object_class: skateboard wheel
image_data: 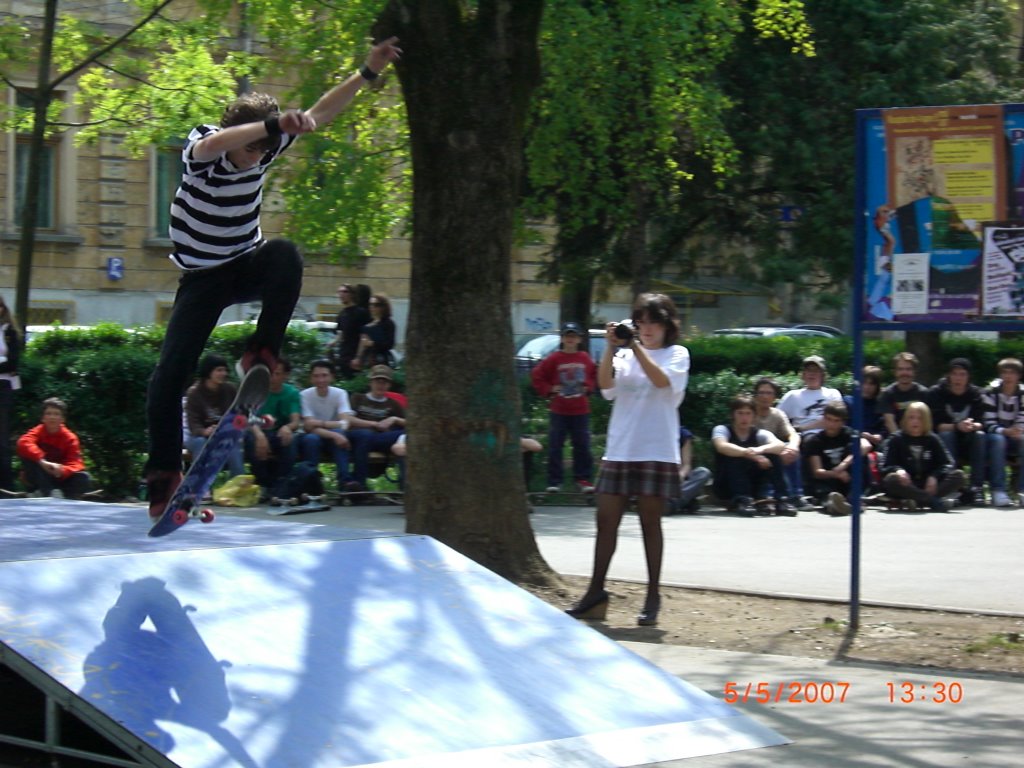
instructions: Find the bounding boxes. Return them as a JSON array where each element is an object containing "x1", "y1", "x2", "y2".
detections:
[
  {"x1": 233, "y1": 414, "x2": 248, "y2": 430},
  {"x1": 200, "y1": 508, "x2": 215, "y2": 523},
  {"x1": 172, "y1": 509, "x2": 188, "y2": 525}
]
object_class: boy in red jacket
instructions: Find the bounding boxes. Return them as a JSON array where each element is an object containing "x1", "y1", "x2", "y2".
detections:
[
  {"x1": 531, "y1": 322, "x2": 598, "y2": 492},
  {"x1": 16, "y1": 397, "x2": 92, "y2": 499}
]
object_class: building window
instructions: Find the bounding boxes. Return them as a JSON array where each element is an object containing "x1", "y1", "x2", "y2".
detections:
[
  {"x1": 6, "y1": 87, "x2": 76, "y2": 234},
  {"x1": 155, "y1": 301, "x2": 174, "y2": 324},
  {"x1": 154, "y1": 145, "x2": 183, "y2": 237},
  {"x1": 27, "y1": 302, "x2": 73, "y2": 325},
  {"x1": 14, "y1": 138, "x2": 57, "y2": 229}
]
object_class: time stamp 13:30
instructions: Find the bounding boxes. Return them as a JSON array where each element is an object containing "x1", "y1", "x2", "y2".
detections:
[{"x1": 722, "y1": 680, "x2": 965, "y2": 704}]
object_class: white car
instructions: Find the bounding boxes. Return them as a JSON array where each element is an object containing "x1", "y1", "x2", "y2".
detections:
[{"x1": 711, "y1": 326, "x2": 837, "y2": 339}]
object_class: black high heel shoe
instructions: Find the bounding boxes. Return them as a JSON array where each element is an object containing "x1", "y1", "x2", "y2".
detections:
[
  {"x1": 637, "y1": 597, "x2": 660, "y2": 626},
  {"x1": 566, "y1": 590, "x2": 610, "y2": 620}
]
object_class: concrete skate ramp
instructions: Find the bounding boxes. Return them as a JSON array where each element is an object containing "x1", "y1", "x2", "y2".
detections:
[{"x1": 0, "y1": 501, "x2": 786, "y2": 767}]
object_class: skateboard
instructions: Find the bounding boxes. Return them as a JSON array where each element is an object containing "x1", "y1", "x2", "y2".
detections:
[
  {"x1": 265, "y1": 494, "x2": 332, "y2": 516},
  {"x1": 148, "y1": 365, "x2": 272, "y2": 537},
  {"x1": 333, "y1": 490, "x2": 404, "y2": 506}
]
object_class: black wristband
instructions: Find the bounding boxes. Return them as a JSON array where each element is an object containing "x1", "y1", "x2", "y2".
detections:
[
  {"x1": 359, "y1": 64, "x2": 380, "y2": 81},
  {"x1": 264, "y1": 116, "x2": 283, "y2": 136}
]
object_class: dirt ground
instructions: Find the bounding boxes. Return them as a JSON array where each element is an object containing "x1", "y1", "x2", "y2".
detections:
[{"x1": 526, "y1": 575, "x2": 1024, "y2": 677}]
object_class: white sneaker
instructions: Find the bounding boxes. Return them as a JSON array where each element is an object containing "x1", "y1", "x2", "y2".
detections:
[
  {"x1": 51, "y1": 489, "x2": 64, "y2": 499},
  {"x1": 827, "y1": 491, "x2": 851, "y2": 516},
  {"x1": 545, "y1": 486, "x2": 560, "y2": 493},
  {"x1": 992, "y1": 490, "x2": 1013, "y2": 508}
]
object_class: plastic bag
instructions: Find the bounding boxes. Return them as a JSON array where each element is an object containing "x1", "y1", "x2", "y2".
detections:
[{"x1": 212, "y1": 474, "x2": 261, "y2": 507}]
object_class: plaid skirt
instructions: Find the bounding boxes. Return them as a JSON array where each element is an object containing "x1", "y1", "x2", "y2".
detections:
[{"x1": 595, "y1": 460, "x2": 680, "y2": 499}]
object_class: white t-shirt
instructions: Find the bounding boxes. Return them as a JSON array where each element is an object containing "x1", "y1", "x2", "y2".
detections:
[
  {"x1": 601, "y1": 345, "x2": 690, "y2": 463},
  {"x1": 300, "y1": 386, "x2": 354, "y2": 422},
  {"x1": 778, "y1": 386, "x2": 842, "y2": 434}
]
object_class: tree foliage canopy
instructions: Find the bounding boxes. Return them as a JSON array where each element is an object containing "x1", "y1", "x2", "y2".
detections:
[{"x1": 678, "y1": 0, "x2": 1023, "y2": 304}]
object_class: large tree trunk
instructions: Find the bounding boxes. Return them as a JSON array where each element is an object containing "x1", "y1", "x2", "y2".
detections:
[
  {"x1": 906, "y1": 331, "x2": 943, "y2": 385},
  {"x1": 14, "y1": 0, "x2": 58, "y2": 330},
  {"x1": 376, "y1": 2, "x2": 555, "y2": 583},
  {"x1": 626, "y1": 179, "x2": 651, "y2": 297}
]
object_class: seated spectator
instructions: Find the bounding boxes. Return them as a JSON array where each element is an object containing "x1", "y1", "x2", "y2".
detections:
[
  {"x1": 184, "y1": 354, "x2": 244, "y2": 476},
  {"x1": 927, "y1": 357, "x2": 986, "y2": 506},
  {"x1": 846, "y1": 365, "x2": 885, "y2": 449},
  {"x1": 804, "y1": 401, "x2": 870, "y2": 516},
  {"x1": 667, "y1": 425, "x2": 711, "y2": 515},
  {"x1": 246, "y1": 357, "x2": 302, "y2": 500},
  {"x1": 392, "y1": 434, "x2": 541, "y2": 492},
  {"x1": 712, "y1": 395, "x2": 794, "y2": 517},
  {"x1": 520, "y1": 436, "x2": 543, "y2": 491},
  {"x1": 300, "y1": 359, "x2": 355, "y2": 490},
  {"x1": 753, "y1": 377, "x2": 805, "y2": 508},
  {"x1": 981, "y1": 357, "x2": 1024, "y2": 508},
  {"x1": 16, "y1": 397, "x2": 92, "y2": 499},
  {"x1": 347, "y1": 365, "x2": 407, "y2": 491},
  {"x1": 879, "y1": 352, "x2": 929, "y2": 437},
  {"x1": 844, "y1": 365, "x2": 886, "y2": 494},
  {"x1": 777, "y1": 355, "x2": 842, "y2": 505},
  {"x1": 881, "y1": 401, "x2": 965, "y2": 512}
]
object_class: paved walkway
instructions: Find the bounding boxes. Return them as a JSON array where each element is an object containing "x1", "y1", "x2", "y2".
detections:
[
  {"x1": 218, "y1": 501, "x2": 1024, "y2": 767},
  {"x1": 225, "y1": 501, "x2": 1024, "y2": 614}
]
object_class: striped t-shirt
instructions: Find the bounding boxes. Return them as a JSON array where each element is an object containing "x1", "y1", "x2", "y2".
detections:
[{"x1": 168, "y1": 124, "x2": 297, "y2": 270}]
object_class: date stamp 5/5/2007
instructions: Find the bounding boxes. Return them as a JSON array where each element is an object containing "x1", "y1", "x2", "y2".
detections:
[
  {"x1": 723, "y1": 681, "x2": 966, "y2": 705},
  {"x1": 724, "y1": 681, "x2": 851, "y2": 704}
]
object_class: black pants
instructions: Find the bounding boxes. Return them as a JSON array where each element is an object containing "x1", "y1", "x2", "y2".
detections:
[
  {"x1": 23, "y1": 462, "x2": 92, "y2": 499},
  {"x1": 882, "y1": 470, "x2": 965, "y2": 503},
  {"x1": 145, "y1": 240, "x2": 303, "y2": 473},
  {"x1": 713, "y1": 453, "x2": 787, "y2": 502}
]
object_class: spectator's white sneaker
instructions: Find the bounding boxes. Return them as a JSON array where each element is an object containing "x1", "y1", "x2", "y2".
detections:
[
  {"x1": 827, "y1": 491, "x2": 851, "y2": 516},
  {"x1": 992, "y1": 490, "x2": 1013, "y2": 508}
]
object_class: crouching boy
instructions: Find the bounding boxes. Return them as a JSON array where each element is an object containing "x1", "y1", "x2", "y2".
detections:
[{"x1": 16, "y1": 397, "x2": 92, "y2": 499}]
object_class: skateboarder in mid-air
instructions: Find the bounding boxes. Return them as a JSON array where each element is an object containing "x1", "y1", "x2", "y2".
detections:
[{"x1": 144, "y1": 37, "x2": 402, "y2": 522}]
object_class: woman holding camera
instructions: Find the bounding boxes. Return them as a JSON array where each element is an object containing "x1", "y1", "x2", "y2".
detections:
[{"x1": 566, "y1": 293, "x2": 690, "y2": 626}]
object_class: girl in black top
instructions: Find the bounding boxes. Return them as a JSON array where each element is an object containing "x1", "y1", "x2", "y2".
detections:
[{"x1": 880, "y1": 401, "x2": 964, "y2": 511}]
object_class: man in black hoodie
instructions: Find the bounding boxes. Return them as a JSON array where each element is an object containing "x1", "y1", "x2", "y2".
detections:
[{"x1": 926, "y1": 358, "x2": 986, "y2": 505}]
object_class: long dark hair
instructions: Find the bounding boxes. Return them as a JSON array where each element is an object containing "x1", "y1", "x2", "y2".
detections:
[
  {"x1": 630, "y1": 293, "x2": 681, "y2": 347},
  {"x1": 369, "y1": 294, "x2": 392, "y2": 320},
  {"x1": 0, "y1": 295, "x2": 20, "y2": 335}
]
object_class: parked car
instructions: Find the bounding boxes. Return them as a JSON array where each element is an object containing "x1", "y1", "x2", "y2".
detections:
[
  {"x1": 515, "y1": 329, "x2": 607, "y2": 373},
  {"x1": 711, "y1": 326, "x2": 836, "y2": 339},
  {"x1": 790, "y1": 324, "x2": 845, "y2": 337}
]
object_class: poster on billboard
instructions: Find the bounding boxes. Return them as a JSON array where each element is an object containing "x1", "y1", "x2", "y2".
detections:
[
  {"x1": 981, "y1": 223, "x2": 1024, "y2": 315},
  {"x1": 862, "y1": 104, "x2": 1007, "y2": 321}
]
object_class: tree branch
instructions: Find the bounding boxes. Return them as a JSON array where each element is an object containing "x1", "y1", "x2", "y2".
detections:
[{"x1": 49, "y1": 0, "x2": 177, "y2": 92}]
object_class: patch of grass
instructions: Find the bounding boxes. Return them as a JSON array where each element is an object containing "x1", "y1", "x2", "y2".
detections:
[
  {"x1": 964, "y1": 632, "x2": 1024, "y2": 654},
  {"x1": 821, "y1": 616, "x2": 847, "y2": 632}
]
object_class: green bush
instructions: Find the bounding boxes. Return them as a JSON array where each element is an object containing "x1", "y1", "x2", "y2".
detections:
[
  {"x1": 15, "y1": 326, "x2": 1024, "y2": 497},
  {"x1": 12, "y1": 322, "x2": 334, "y2": 497}
]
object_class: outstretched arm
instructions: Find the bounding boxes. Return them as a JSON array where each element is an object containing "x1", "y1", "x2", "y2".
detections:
[
  {"x1": 307, "y1": 37, "x2": 402, "y2": 127},
  {"x1": 191, "y1": 38, "x2": 401, "y2": 163}
]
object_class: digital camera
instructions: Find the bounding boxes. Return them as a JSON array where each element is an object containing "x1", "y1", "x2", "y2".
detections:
[{"x1": 613, "y1": 321, "x2": 635, "y2": 342}]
